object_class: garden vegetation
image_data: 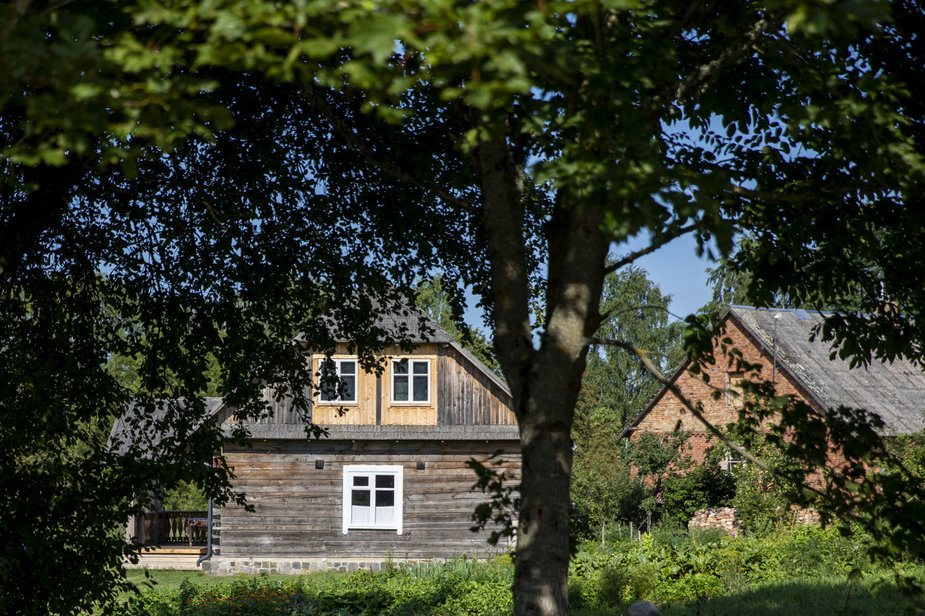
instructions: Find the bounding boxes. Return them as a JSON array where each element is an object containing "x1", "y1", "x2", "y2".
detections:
[{"x1": 124, "y1": 528, "x2": 924, "y2": 616}]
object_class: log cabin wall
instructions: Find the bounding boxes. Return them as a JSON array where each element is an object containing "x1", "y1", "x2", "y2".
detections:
[{"x1": 213, "y1": 437, "x2": 520, "y2": 562}]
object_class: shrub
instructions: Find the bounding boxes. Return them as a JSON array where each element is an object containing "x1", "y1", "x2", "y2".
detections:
[
  {"x1": 660, "y1": 461, "x2": 736, "y2": 526},
  {"x1": 436, "y1": 580, "x2": 513, "y2": 616}
]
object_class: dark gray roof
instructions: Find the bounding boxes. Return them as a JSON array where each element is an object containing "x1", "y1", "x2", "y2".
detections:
[
  {"x1": 373, "y1": 308, "x2": 456, "y2": 345},
  {"x1": 730, "y1": 306, "x2": 925, "y2": 436},
  {"x1": 368, "y1": 308, "x2": 509, "y2": 393},
  {"x1": 108, "y1": 397, "x2": 224, "y2": 456},
  {"x1": 621, "y1": 306, "x2": 925, "y2": 438},
  {"x1": 296, "y1": 300, "x2": 455, "y2": 345}
]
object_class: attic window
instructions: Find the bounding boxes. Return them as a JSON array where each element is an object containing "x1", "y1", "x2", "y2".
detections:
[
  {"x1": 392, "y1": 359, "x2": 430, "y2": 403},
  {"x1": 319, "y1": 359, "x2": 358, "y2": 404},
  {"x1": 725, "y1": 372, "x2": 744, "y2": 406}
]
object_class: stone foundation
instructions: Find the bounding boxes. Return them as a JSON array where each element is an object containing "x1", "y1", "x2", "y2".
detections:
[{"x1": 203, "y1": 557, "x2": 434, "y2": 576}]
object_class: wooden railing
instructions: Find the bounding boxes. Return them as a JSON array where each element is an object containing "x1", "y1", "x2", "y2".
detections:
[{"x1": 140, "y1": 510, "x2": 208, "y2": 546}]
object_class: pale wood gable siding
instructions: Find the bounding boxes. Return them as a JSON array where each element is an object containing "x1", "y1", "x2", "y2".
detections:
[
  {"x1": 437, "y1": 344, "x2": 515, "y2": 426},
  {"x1": 222, "y1": 341, "x2": 513, "y2": 428}
]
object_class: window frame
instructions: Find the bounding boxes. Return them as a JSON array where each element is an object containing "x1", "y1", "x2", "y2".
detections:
[
  {"x1": 720, "y1": 448, "x2": 744, "y2": 473},
  {"x1": 725, "y1": 372, "x2": 745, "y2": 406},
  {"x1": 342, "y1": 464, "x2": 403, "y2": 534},
  {"x1": 390, "y1": 358, "x2": 431, "y2": 404},
  {"x1": 318, "y1": 358, "x2": 358, "y2": 404}
]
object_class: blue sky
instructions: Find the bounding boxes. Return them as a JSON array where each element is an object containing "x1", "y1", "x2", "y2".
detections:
[
  {"x1": 464, "y1": 232, "x2": 717, "y2": 333},
  {"x1": 621, "y1": 232, "x2": 717, "y2": 319}
]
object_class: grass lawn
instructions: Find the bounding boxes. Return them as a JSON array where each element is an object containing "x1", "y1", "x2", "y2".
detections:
[{"x1": 122, "y1": 569, "x2": 315, "y2": 597}]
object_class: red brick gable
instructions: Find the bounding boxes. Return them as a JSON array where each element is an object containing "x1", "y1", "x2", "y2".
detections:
[{"x1": 626, "y1": 312, "x2": 821, "y2": 461}]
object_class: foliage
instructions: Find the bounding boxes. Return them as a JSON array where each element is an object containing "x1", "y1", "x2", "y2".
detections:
[
  {"x1": 659, "y1": 447, "x2": 736, "y2": 527},
  {"x1": 161, "y1": 481, "x2": 209, "y2": 512},
  {"x1": 889, "y1": 428, "x2": 925, "y2": 480},
  {"x1": 569, "y1": 266, "x2": 690, "y2": 541},
  {"x1": 127, "y1": 558, "x2": 516, "y2": 616},
  {"x1": 570, "y1": 411, "x2": 645, "y2": 540},
  {"x1": 4, "y1": 1, "x2": 925, "y2": 615},
  {"x1": 124, "y1": 534, "x2": 923, "y2": 615},
  {"x1": 571, "y1": 430, "x2": 735, "y2": 539},
  {"x1": 731, "y1": 455, "x2": 799, "y2": 536},
  {"x1": 578, "y1": 265, "x2": 685, "y2": 429},
  {"x1": 569, "y1": 526, "x2": 884, "y2": 607}
]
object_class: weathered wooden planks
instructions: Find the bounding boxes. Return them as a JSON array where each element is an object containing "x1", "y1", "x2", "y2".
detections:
[
  {"x1": 214, "y1": 439, "x2": 520, "y2": 560},
  {"x1": 226, "y1": 341, "x2": 514, "y2": 428},
  {"x1": 436, "y1": 346, "x2": 515, "y2": 426}
]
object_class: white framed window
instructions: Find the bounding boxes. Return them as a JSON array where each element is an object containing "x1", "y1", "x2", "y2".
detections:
[
  {"x1": 392, "y1": 358, "x2": 430, "y2": 403},
  {"x1": 319, "y1": 359, "x2": 357, "y2": 403},
  {"x1": 342, "y1": 465, "x2": 403, "y2": 534},
  {"x1": 721, "y1": 448, "x2": 744, "y2": 473}
]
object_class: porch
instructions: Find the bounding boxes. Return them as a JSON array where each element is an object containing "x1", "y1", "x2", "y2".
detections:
[
  {"x1": 126, "y1": 546, "x2": 206, "y2": 570},
  {"x1": 126, "y1": 510, "x2": 210, "y2": 570}
]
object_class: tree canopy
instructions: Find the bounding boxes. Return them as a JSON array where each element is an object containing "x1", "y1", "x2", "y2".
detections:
[{"x1": 3, "y1": 1, "x2": 925, "y2": 615}]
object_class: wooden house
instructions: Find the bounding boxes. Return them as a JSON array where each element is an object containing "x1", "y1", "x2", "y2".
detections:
[
  {"x1": 203, "y1": 311, "x2": 519, "y2": 575},
  {"x1": 620, "y1": 306, "x2": 925, "y2": 469}
]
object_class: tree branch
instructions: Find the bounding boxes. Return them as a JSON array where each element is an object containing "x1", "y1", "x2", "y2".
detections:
[
  {"x1": 301, "y1": 88, "x2": 478, "y2": 215},
  {"x1": 0, "y1": 160, "x2": 85, "y2": 285},
  {"x1": 473, "y1": 136, "x2": 535, "y2": 399},
  {"x1": 671, "y1": 16, "x2": 779, "y2": 107},
  {"x1": 604, "y1": 222, "x2": 699, "y2": 275},
  {"x1": 594, "y1": 337, "x2": 827, "y2": 501}
]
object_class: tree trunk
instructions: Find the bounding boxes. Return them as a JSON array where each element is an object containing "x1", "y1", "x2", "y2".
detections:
[
  {"x1": 513, "y1": 382, "x2": 576, "y2": 616},
  {"x1": 473, "y1": 134, "x2": 609, "y2": 616}
]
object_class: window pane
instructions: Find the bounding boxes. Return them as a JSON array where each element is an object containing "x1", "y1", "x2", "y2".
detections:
[
  {"x1": 393, "y1": 359, "x2": 408, "y2": 374},
  {"x1": 375, "y1": 506, "x2": 394, "y2": 525},
  {"x1": 375, "y1": 475, "x2": 394, "y2": 488},
  {"x1": 413, "y1": 376, "x2": 428, "y2": 402},
  {"x1": 413, "y1": 361, "x2": 428, "y2": 374},
  {"x1": 342, "y1": 375, "x2": 356, "y2": 401},
  {"x1": 393, "y1": 377, "x2": 408, "y2": 401},
  {"x1": 376, "y1": 490, "x2": 394, "y2": 507},
  {"x1": 340, "y1": 361, "x2": 356, "y2": 375},
  {"x1": 352, "y1": 489, "x2": 371, "y2": 507},
  {"x1": 320, "y1": 359, "x2": 336, "y2": 401},
  {"x1": 320, "y1": 383, "x2": 336, "y2": 401},
  {"x1": 352, "y1": 504, "x2": 371, "y2": 525},
  {"x1": 353, "y1": 476, "x2": 369, "y2": 486}
]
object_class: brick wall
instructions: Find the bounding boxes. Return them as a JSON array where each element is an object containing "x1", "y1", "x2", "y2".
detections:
[{"x1": 632, "y1": 316, "x2": 818, "y2": 465}]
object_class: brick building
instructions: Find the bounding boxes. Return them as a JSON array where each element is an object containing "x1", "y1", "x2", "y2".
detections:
[{"x1": 619, "y1": 306, "x2": 925, "y2": 466}]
